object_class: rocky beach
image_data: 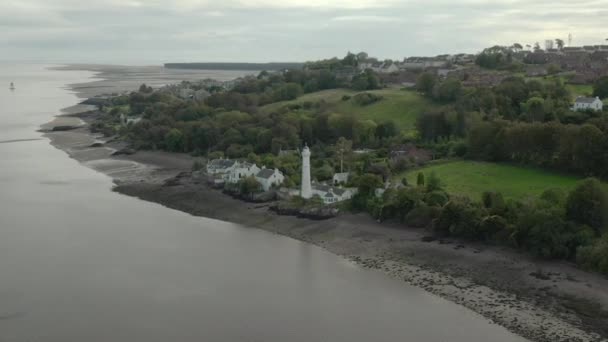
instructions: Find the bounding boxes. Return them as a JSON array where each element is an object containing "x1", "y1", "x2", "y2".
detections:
[{"x1": 44, "y1": 65, "x2": 608, "y2": 342}]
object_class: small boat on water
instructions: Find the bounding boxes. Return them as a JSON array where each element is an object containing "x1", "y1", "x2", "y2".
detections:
[{"x1": 9, "y1": 82, "x2": 15, "y2": 90}]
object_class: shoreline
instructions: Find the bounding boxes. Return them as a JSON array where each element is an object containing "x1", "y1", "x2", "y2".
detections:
[{"x1": 43, "y1": 66, "x2": 608, "y2": 342}]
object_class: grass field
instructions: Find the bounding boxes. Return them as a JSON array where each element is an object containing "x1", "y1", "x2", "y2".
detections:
[
  {"x1": 396, "y1": 160, "x2": 583, "y2": 200},
  {"x1": 261, "y1": 88, "x2": 436, "y2": 133},
  {"x1": 567, "y1": 84, "x2": 594, "y2": 97},
  {"x1": 526, "y1": 75, "x2": 594, "y2": 97}
]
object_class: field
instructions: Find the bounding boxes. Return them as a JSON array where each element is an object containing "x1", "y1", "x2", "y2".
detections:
[
  {"x1": 566, "y1": 83, "x2": 594, "y2": 97},
  {"x1": 261, "y1": 88, "x2": 437, "y2": 133},
  {"x1": 526, "y1": 75, "x2": 594, "y2": 97},
  {"x1": 396, "y1": 160, "x2": 583, "y2": 200}
]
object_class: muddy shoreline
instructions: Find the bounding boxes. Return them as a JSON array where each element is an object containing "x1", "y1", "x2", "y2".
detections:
[{"x1": 43, "y1": 66, "x2": 608, "y2": 342}]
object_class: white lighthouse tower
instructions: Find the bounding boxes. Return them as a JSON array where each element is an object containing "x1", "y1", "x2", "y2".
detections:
[{"x1": 300, "y1": 145, "x2": 312, "y2": 199}]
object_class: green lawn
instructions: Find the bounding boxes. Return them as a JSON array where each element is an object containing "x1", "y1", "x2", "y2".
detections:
[
  {"x1": 396, "y1": 160, "x2": 583, "y2": 200},
  {"x1": 526, "y1": 75, "x2": 594, "y2": 97},
  {"x1": 261, "y1": 88, "x2": 436, "y2": 133},
  {"x1": 567, "y1": 84, "x2": 594, "y2": 97}
]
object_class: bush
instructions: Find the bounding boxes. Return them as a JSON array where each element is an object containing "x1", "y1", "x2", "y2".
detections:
[
  {"x1": 208, "y1": 151, "x2": 224, "y2": 159},
  {"x1": 512, "y1": 204, "x2": 593, "y2": 259},
  {"x1": 353, "y1": 92, "x2": 383, "y2": 106},
  {"x1": 566, "y1": 178, "x2": 608, "y2": 234},
  {"x1": 479, "y1": 215, "x2": 509, "y2": 242},
  {"x1": 434, "y1": 197, "x2": 485, "y2": 238},
  {"x1": 405, "y1": 205, "x2": 441, "y2": 228},
  {"x1": 341, "y1": 95, "x2": 351, "y2": 101},
  {"x1": 390, "y1": 157, "x2": 412, "y2": 173},
  {"x1": 164, "y1": 128, "x2": 185, "y2": 152},
  {"x1": 239, "y1": 176, "x2": 262, "y2": 198},
  {"x1": 382, "y1": 187, "x2": 424, "y2": 222},
  {"x1": 424, "y1": 190, "x2": 449, "y2": 207},
  {"x1": 481, "y1": 191, "x2": 506, "y2": 215},
  {"x1": 540, "y1": 188, "x2": 566, "y2": 206},
  {"x1": 451, "y1": 141, "x2": 468, "y2": 157},
  {"x1": 576, "y1": 233, "x2": 608, "y2": 275},
  {"x1": 426, "y1": 171, "x2": 443, "y2": 192},
  {"x1": 417, "y1": 172, "x2": 425, "y2": 186}
]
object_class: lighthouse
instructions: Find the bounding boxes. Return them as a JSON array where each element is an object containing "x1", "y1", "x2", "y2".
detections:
[{"x1": 300, "y1": 145, "x2": 312, "y2": 199}]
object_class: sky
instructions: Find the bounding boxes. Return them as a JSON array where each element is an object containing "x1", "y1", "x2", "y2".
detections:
[{"x1": 1, "y1": 0, "x2": 607, "y2": 64}]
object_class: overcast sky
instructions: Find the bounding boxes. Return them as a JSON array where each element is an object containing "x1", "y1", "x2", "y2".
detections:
[{"x1": 1, "y1": 0, "x2": 607, "y2": 64}]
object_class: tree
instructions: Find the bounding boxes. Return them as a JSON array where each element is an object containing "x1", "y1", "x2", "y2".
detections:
[
  {"x1": 523, "y1": 97, "x2": 546, "y2": 122},
  {"x1": 533, "y1": 42, "x2": 541, "y2": 52},
  {"x1": 577, "y1": 233, "x2": 608, "y2": 274},
  {"x1": 335, "y1": 137, "x2": 353, "y2": 173},
  {"x1": 593, "y1": 76, "x2": 608, "y2": 99},
  {"x1": 426, "y1": 171, "x2": 443, "y2": 192},
  {"x1": 512, "y1": 43, "x2": 523, "y2": 52},
  {"x1": 547, "y1": 63, "x2": 561, "y2": 75},
  {"x1": 239, "y1": 176, "x2": 262, "y2": 198},
  {"x1": 351, "y1": 173, "x2": 383, "y2": 210},
  {"x1": 433, "y1": 78, "x2": 463, "y2": 102},
  {"x1": 375, "y1": 121, "x2": 398, "y2": 140},
  {"x1": 416, "y1": 72, "x2": 437, "y2": 96},
  {"x1": 566, "y1": 178, "x2": 608, "y2": 233},
  {"x1": 434, "y1": 197, "x2": 484, "y2": 239},
  {"x1": 274, "y1": 83, "x2": 303, "y2": 101},
  {"x1": 139, "y1": 83, "x2": 153, "y2": 93},
  {"x1": 482, "y1": 191, "x2": 506, "y2": 215},
  {"x1": 352, "y1": 69, "x2": 381, "y2": 91},
  {"x1": 164, "y1": 128, "x2": 185, "y2": 152},
  {"x1": 555, "y1": 39, "x2": 565, "y2": 50},
  {"x1": 417, "y1": 172, "x2": 425, "y2": 186}
]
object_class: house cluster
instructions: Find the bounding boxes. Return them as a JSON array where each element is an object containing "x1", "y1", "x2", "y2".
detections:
[
  {"x1": 160, "y1": 82, "x2": 211, "y2": 101},
  {"x1": 353, "y1": 53, "x2": 475, "y2": 76},
  {"x1": 358, "y1": 61, "x2": 400, "y2": 74},
  {"x1": 160, "y1": 78, "x2": 242, "y2": 101},
  {"x1": 573, "y1": 96, "x2": 604, "y2": 112},
  {"x1": 206, "y1": 159, "x2": 285, "y2": 191},
  {"x1": 445, "y1": 67, "x2": 508, "y2": 87},
  {"x1": 524, "y1": 46, "x2": 608, "y2": 84}
]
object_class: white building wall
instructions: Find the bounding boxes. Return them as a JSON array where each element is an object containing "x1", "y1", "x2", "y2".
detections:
[
  {"x1": 257, "y1": 170, "x2": 285, "y2": 191},
  {"x1": 301, "y1": 147, "x2": 312, "y2": 199}
]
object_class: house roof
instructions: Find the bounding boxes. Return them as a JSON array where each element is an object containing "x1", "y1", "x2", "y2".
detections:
[
  {"x1": 236, "y1": 161, "x2": 256, "y2": 169},
  {"x1": 332, "y1": 188, "x2": 348, "y2": 196},
  {"x1": 575, "y1": 97, "x2": 600, "y2": 104},
  {"x1": 314, "y1": 184, "x2": 349, "y2": 196},
  {"x1": 208, "y1": 159, "x2": 236, "y2": 169},
  {"x1": 256, "y1": 169, "x2": 276, "y2": 179}
]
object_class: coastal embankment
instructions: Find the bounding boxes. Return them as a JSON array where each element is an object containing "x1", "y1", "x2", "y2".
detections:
[{"x1": 44, "y1": 65, "x2": 608, "y2": 342}]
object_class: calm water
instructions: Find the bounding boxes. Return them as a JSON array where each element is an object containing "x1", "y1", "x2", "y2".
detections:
[{"x1": 0, "y1": 64, "x2": 527, "y2": 342}]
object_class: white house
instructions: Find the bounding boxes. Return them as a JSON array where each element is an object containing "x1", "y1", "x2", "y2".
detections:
[
  {"x1": 380, "y1": 63, "x2": 399, "y2": 73},
  {"x1": 120, "y1": 113, "x2": 142, "y2": 126},
  {"x1": 207, "y1": 159, "x2": 238, "y2": 175},
  {"x1": 256, "y1": 168, "x2": 285, "y2": 191},
  {"x1": 311, "y1": 184, "x2": 357, "y2": 205},
  {"x1": 227, "y1": 162, "x2": 261, "y2": 184},
  {"x1": 178, "y1": 88, "x2": 195, "y2": 99},
  {"x1": 574, "y1": 96, "x2": 603, "y2": 111},
  {"x1": 333, "y1": 172, "x2": 350, "y2": 185},
  {"x1": 194, "y1": 89, "x2": 211, "y2": 101}
]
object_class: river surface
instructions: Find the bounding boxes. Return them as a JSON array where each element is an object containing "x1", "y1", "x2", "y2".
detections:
[{"x1": 0, "y1": 64, "x2": 528, "y2": 342}]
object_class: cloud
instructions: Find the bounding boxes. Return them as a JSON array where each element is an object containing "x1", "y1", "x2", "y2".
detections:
[
  {"x1": 0, "y1": 0, "x2": 607, "y2": 63},
  {"x1": 330, "y1": 15, "x2": 400, "y2": 22}
]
